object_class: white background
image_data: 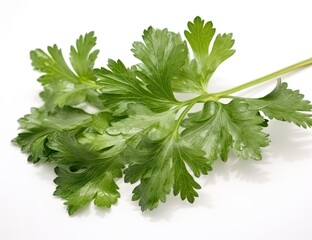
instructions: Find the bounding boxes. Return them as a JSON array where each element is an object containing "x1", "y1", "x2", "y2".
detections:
[{"x1": 1, "y1": 0, "x2": 312, "y2": 239}]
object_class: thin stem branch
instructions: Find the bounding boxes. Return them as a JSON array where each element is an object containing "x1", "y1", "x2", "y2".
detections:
[
  {"x1": 173, "y1": 98, "x2": 200, "y2": 136},
  {"x1": 213, "y1": 57, "x2": 312, "y2": 97}
]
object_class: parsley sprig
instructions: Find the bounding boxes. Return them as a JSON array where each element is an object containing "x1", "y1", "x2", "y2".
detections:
[{"x1": 13, "y1": 17, "x2": 312, "y2": 215}]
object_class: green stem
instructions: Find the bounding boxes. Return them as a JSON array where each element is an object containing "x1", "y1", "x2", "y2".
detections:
[
  {"x1": 214, "y1": 57, "x2": 312, "y2": 97},
  {"x1": 173, "y1": 97, "x2": 201, "y2": 136},
  {"x1": 178, "y1": 94, "x2": 207, "y2": 107}
]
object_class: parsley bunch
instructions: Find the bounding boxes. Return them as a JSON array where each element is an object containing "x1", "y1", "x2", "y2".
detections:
[{"x1": 14, "y1": 17, "x2": 312, "y2": 215}]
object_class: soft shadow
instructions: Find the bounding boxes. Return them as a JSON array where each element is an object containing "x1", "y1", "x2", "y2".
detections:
[
  {"x1": 33, "y1": 163, "x2": 56, "y2": 182},
  {"x1": 94, "y1": 207, "x2": 112, "y2": 218},
  {"x1": 139, "y1": 191, "x2": 212, "y2": 222},
  {"x1": 52, "y1": 197, "x2": 113, "y2": 218},
  {"x1": 203, "y1": 154, "x2": 270, "y2": 186},
  {"x1": 263, "y1": 120, "x2": 312, "y2": 161},
  {"x1": 232, "y1": 158, "x2": 271, "y2": 183},
  {"x1": 139, "y1": 195, "x2": 182, "y2": 221}
]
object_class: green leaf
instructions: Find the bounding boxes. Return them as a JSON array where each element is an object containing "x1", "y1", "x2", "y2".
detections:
[
  {"x1": 132, "y1": 27, "x2": 187, "y2": 101},
  {"x1": 79, "y1": 104, "x2": 175, "y2": 155},
  {"x1": 97, "y1": 26, "x2": 189, "y2": 111},
  {"x1": 30, "y1": 46, "x2": 78, "y2": 84},
  {"x1": 13, "y1": 107, "x2": 92, "y2": 162},
  {"x1": 184, "y1": 16, "x2": 216, "y2": 61},
  {"x1": 244, "y1": 80, "x2": 312, "y2": 128},
  {"x1": 96, "y1": 60, "x2": 176, "y2": 112},
  {"x1": 89, "y1": 112, "x2": 112, "y2": 134},
  {"x1": 54, "y1": 167, "x2": 120, "y2": 215},
  {"x1": 174, "y1": 16, "x2": 235, "y2": 92},
  {"x1": 30, "y1": 32, "x2": 100, "y2": 110},
  {"x1": 124, "y1": 136, "x2": 211, "y2": 211},
  {"x1": 40, "y1": 81, "x2": 88, "y2": 110},
  {"x1": 107, "y1": 103, "x2": 176, "y2": 139},
  {"x1": 79, "y1": 132, "x2": 125, "y2": 152},
  {"x1": 70, "y1": 32, "x2": 99, "y2": 80},
  {"x1": 182, "y1": 100, "x2": 269, "y2": 162},
  {"x1": 49, "y1": 132, "x2": 123, "y2": 215}
]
